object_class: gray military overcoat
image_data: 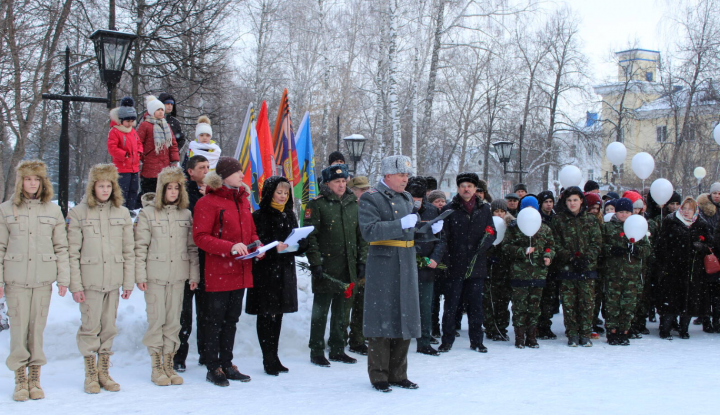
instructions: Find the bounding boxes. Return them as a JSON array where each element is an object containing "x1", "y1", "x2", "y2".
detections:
[{"x1": 359, "y1": 181, "x2": 421, "y2": 339}]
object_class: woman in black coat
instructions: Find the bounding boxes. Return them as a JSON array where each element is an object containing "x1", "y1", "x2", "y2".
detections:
[
  {"x1": 656, "y1": 197, "x2": 713, "y2": 339},
  {"x1": 247, "y1": 176, "x2": 308, "y2": 375}
]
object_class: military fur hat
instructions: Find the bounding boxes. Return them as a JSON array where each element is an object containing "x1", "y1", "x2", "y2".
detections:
[
  {"x1": 381, "y1": 155, "x2": 414, "y2": 176},
  {"x1": 155, "y1": 166, "x2": 189, "y2": 210},
  {"x1": 425, "y1": 176, "x2": 438, "y2": 191},
  {"x1": 86, "y1": 163, "x2": 124, "y2": 208},
  {"x1": 406, "y1": 176, "x2": 427, "y2": 198},
  {"x1": 321, "y1": 164, "x2": 349, "y2": 183},
  {"x1": 14, "y1": 160, "x2": 53, "y2": 206},
  {"x1": 456, "y1": 172, "x2": 479, "y2": 187}
]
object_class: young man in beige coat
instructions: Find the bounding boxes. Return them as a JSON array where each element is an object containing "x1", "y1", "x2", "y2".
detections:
[
  {"x1": 0, "y1": 160, "x2": 70, "y2": 401},
  {"x1": 67, "y1": 164, "x2": 135, "y2": 394},
  {"x1": 135, "y1": 166, "x2": 200, "y2": 386}
]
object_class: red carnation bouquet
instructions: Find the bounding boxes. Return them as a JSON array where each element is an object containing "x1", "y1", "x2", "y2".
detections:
[{"x1": 465, "y1": 225, "x2": 496, "y2": 279}]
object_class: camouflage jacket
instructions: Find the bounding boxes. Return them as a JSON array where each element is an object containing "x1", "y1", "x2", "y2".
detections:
[
  {"x1": 504, "y1": 220, "x2": 555, "y2": 286},
  {"x1": 551, "y1": 209, "x2": 602, "y2": 279},
  {"x1": 601, "y1": 216, "x2": 651, "y2": 279}
]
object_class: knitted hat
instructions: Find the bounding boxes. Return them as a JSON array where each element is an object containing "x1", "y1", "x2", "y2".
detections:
[
  {"x1": 407, "y1": 176, "x2": 427, "y2": 198},
  {"x1": 604, "y1": 199, "x2": 618, "y2": 213},
  {"x1": 455, "y1": 172, "x2": 479, "y2": 187},
  {"x1": 711, "y1": 182, "x2": 720, "y2": 194},
  {"x1": 491, "y1": 199, "x2": 508, "y2": 212},
  {"x1": 195, "y1": 115, "x2": 212, "y2": 139},
  {"x1": 215, "y1": 156, "x2": 242, "y2": 180},
  {"x1": 622, "y1": 191, "x2": 643, "y2": 204},
  {"x1": 615, "y1": 197, "x2": 633, "y2": 213},
  {"x1": 538, "y1": 190, "x2": 554, "y2": 204},
  {"x1": 381, "y1": 155, "x2": 414, "y2": 176},
  {"x1": 669, "y1": 191, "x2": 682, "y2": 204},
  {"x1": 322, "y1": 164, "x2": 349, "y2": 182},
  {"x1": 117, "y1": 96, "x2": 137, "y2": 121},
  {"x1": 427, "y1": 190, "x2": 446, "y2": 204},
  {"x1": 504, "y1": 193, "x2": 520, "y2": 201},
  {"x1": 328, "y1": 151, "x2": 346, "y2": 165},
  {"x1": 425, "y1": 176, "x2": 438, "y2": 191},
  {"x1": 348, "y1": 175, "x2": 370, "y2": 189},
  {"x1": 520, "y1": 195, "x2": 539, "y2": 211},
  {"x1": 633, "y1": 199, "x2": 645, "y2": 209},
  {"x1": 145, "y1": 95, "x2": 165, "y2": 116},
  {"x1": 514, "y1": 183, "x2": 528, "y2": 193},
  {"x1": 603, "y1": 191, "x2": 620, "y2": 201},
  {"x1": 583, "y1": 180, "x2": 600, "y2": 192},
  {"x1": 584, "y1": 192, "x2": 602, "y2": 208}
]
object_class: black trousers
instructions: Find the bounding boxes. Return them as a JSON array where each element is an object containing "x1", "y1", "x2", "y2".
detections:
[
  {"x1": 203, "y1": 289, "x2": 245, "y2": 372},
  {"x1": 175, "y1": 282, "x2": 206, "y2": 364},
  {"x1": 442, "y1": 278, "x2": 484, "y2": 346},
  {"x1": 367, "y1": 337, "x2": 410, "y2": 384},
  {"x1": 257, "y1": 314, "x2": 283, "y2": 365}
]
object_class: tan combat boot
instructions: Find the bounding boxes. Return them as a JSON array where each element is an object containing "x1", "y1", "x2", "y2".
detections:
[
  {"x1": 13, "y1": 365, "x2": 29, "y2": 402},
  {"x1": 84, "y1": 355, "x2": 101, "y2": 394},
  {"x1": 98, "y1": 353, "x2": 121, "y2": 392},
  {"x1": 27, "y1": 365, "x2": 44, "y2": 400},
  {"x1": 151, "y1": 353, "x2": 170, "y2": 386},
  {"x1": 163, "y1": 353, "x2": 183, "y2": 385}
]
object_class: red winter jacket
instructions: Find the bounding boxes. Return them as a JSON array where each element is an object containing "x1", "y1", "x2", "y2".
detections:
[
  {"x1": 107, "y1": 109, "x2": 143, "y2": 173},
  {"x1": 193, "y1": 176, "x2": 259, "y2": 292},
  {"x1": 137, "y1": 113, "x2": 179, "y2": 179}
]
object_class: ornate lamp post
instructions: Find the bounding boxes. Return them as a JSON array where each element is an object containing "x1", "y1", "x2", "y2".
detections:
[
  {"x1": 343, "y1": 134, "x2": 367, "y2": 174},
  {"x1": 492, "y1": 139, "x2": 527, "y2": 183}
]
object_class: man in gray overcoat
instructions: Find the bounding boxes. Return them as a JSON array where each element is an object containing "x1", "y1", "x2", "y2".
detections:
[{"x1": 359, "y1": 155, "x2": 443, "y2": 393}]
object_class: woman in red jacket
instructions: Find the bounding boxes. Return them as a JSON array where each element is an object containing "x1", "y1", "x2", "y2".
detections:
[
  {"x1": 137, "y1": 95, "x2": 179, "y2": 199},
  {"x1": 193, "y1": 157, "x2": 262, "y2": 387},
  {"x1": 107, "y1": 97, "x2": 143, "y2": 211}
]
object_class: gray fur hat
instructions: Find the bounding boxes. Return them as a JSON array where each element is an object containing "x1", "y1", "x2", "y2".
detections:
[{"x1": 381, "y1": 155, "x2": 414, "y2": 176}]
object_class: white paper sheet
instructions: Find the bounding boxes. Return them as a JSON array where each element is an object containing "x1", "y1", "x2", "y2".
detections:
[
  {"x1": 237, "y1": 241, "x2": 279, "y2": 260},
  {"x1": 282, "y1": 226, "x2": 315, "y2": 246}
]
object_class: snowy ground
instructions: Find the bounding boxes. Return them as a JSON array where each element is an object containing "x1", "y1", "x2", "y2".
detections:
[{"x1": 2, "y1": 266, "x2": 719, "y2": 414}]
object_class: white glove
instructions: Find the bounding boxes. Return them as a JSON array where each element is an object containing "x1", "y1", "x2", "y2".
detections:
[
  {"x1": 400, "y1": 214, "x2": 418, "y2": 229},
  {"x1": 431, "y1": 220, "x2": 444, "y2": 234}
]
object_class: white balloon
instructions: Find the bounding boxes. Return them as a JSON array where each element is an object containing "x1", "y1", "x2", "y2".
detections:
[
  {"x1": 606, "y1": 142, "x2": 627, "y2": 166},
  {"x1": 517, "y1": 208, "x2": 542, "y2": 237},
  {"x1": 492, "y1": 216, "x2": 507, "y2": 246},
  {"x1": 631, "y1": 152, "x2": 655, "y2": 180},
  {"x1": 714, "y1": 124, "x2": 720, "y2": 146},
  {"x1": 623, "y1": 214, "x2": 648, "y2": 242},
  {"x1": 604, "y1": 212, "x2": 614, "y2": 222},
  {"x1": 650, "y1": 178, "x2": 674, "y2": 205},
  {"x1": 559, "y1": 165, "x2": 582, "y2": 188},
  {"x1": 694, "y1": 167, "x2": 707, "y2": 180}
]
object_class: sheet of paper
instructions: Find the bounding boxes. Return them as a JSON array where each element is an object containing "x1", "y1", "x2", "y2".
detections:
[
  {"x1": 237, "y1": 241, "x2": 279, "y2": 260},
  {"x1": 283, "y1": 226, "x2": 315, "y2": 246}
]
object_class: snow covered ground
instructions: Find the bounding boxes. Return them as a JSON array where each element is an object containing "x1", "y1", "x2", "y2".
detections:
[{"x1": 2, "y1": 266, "x2": 719, "y2": 414}]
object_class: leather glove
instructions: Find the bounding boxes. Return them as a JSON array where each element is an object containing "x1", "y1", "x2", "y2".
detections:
[
  {"x1": 431, "y1": 220, "x2": 444, "y2": 234},
  {"x1": 356, "y1": 263, "x2": 366, "y2": 280},
  {"x1": 610, "y1": 246, "x2": 628, "y2": 257},
  {"x1": 400, "y1": 214, "x2": 418, "y2": 229},
  {"x1": 310, "y1": 265, "x2": 323, "y2": 280}
]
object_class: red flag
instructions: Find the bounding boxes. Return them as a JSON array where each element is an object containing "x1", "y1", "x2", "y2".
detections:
[{"x1": 256, "y1": 101, "x2": 275, "y2": 193}]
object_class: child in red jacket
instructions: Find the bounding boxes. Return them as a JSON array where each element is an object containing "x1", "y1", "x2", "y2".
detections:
[
  {"x1": 107, "y1": 97, "x2": 143, "y2": 211},
  {"x1": 137, "y1": 95, "x2": 179, "y2": 199}
]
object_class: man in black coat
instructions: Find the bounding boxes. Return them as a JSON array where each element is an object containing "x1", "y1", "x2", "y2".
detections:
[
  {"x1": 174, "y1": 155, "x2": 209, "y2": 371},
  {"x1": 436, "y1": 172, "x2": 496, "y2": 353},
  {"x1": 158, "y1": 92, "x2": 186, "y2": 160}
]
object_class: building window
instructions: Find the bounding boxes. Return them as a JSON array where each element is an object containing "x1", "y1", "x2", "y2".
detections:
[
  {"x1": 570, "y1": 144, "x2": 577, "y2": 158},
  {"x1": 686, "y1": 123, "x2": 696, "y2": 141},
  {"x1": 656, "y1": 126, "x2": 667, "y2": 143},
  {"x1": 588, "y1": 169, "x2": 594, "y2": 181},
  {"x1": 646, "y1": 72, "x2": 653, "y2": 82},
  {"x1": 553, "y1": 169, "x2": 559, "y2": 182}
]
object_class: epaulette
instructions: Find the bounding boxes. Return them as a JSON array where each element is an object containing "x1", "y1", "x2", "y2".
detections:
[
  {"x1": 366, "y1": 188, "x2": 379, "y2": 195},
  {"x1": 312, "y1": 195, "x2": 325, "y2": 200}
]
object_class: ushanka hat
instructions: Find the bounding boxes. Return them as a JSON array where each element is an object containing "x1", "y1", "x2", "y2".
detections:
[
  {"x1": 407, "y1": 176, "x2": 427, "y2": 198},
  {"x1": 381, "y1": 155, "x2": 414, "y2": 175},
  {"x1": 321, "y1": 164, "x2": 349, "y2": 182},
  {"x1": 456, "y1": 172, "x2": 479, "y2": 187}
]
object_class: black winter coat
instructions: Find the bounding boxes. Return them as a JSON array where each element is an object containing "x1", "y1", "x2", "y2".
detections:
[
  {"x1": 414, "y1": 200, "x2": 443, "y2": 282},
  {"x1": 246, "y1": 177, "x2": 308, "y2": 315},
  {"x1": 158, "y1": 92, "x2": 186, "y2": 152},
  {"x1": 656, "y1": 212, "x2": 712, "y2": 316},
  {"x1": 437, "y1": 194, "x2": 496, "y2": 280}
]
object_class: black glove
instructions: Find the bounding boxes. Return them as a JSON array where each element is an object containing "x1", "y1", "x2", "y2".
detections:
[
  {"x1": 693, "y1": 242, "x2": 708, "y2": 254},
  {"x1": 356, "y1": 263, "x2": 366, "y2": 280},
  {"x1": 610, "y1": 246, "x2": 628, "y2": 257},
  {"x1": 570, "y1": 256, "x2": 589, "y2": 272},
  {"x1": 310, "y1": 265, "x2": 323, "y2": 280}
]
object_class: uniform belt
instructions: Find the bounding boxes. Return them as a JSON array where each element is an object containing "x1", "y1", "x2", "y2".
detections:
[{"x1": 370, "y1": 240, "x2": 415, "y2": 248}]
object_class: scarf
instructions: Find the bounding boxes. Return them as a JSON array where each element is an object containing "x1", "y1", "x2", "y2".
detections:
[
  {"x1": 461, "y1": 196, "x2": 476, "y2": 214},
  {"x1": 270, "y1": 200, "x2": 285, "y2": 212},
  {"x1": 676, "y1": 208, "x2": 698, "y2": 227},
  {"x1": 189, "y1": 140, "x2": 222, "y2": 169},
  {"x1": 146, "y1": 115, "x2": 174, "y2": 154}
]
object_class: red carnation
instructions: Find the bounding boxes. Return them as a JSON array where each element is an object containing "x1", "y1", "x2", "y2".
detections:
[
  {"x1": 344, "y1": 282, "x2": 355, "y2": 299},
  {"x1": 485, "y1": 226, "x2": 495, "y2": 236},
  {"x1": 545, "y1": 248, "x2": 551, "y2": 253},
  {"x1": 574, "y1": 252, "x2": 581, "y2": 257},
  {"x1": 620, "y1": 232, "x2": 625, "y2": 238},
  {"x1": 629, "y1": 238, "x2": 636, "y2": 243},
  {"x1": 700, "y1": 235, "x2": 706, "y2": 242}
]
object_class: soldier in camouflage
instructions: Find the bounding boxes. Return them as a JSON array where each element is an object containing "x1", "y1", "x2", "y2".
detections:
[
  {"x1": 483, "y1": 200, "x2": 513, "y2": 342},
  {"x1": 537, "y1": 190, "x2": 559, "y2": 340}
]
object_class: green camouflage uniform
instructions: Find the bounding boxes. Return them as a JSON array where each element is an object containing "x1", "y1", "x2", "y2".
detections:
[
  {"x1": 483, "y1": 244, "x2": 512, "y2": 337},
  {"x1": 551, "y1": 210, "x2": 602, "y2": 339},
  {"x1": 631, "y1": 215, "x2": 660, "y2": 329},
  {"x1": 504, "y1": 221, "x2": 555, "y2": 328},
  {"x1": 602, "y1": 216, "x2": 651, "y2": 332}
]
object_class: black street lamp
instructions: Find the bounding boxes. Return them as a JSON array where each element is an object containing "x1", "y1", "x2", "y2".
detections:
[
  {"x1": 343, "y1": 134, "x2": 367, "y2": 174},
  {"x1": 42, "y1": 30, "x2": 136, "y2": 216},
  {"x1": 493, "y1": 125, "x2": 528, "y2": 183}
]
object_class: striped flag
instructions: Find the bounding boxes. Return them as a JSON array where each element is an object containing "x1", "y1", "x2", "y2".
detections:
[
  {"x1": 272, "y1": 89, "x2": 300, "y2": 184},
  {"x1": 247, "y1": 118, "x2": 262, "y2": 210},
  {"x1": 294, "y1": 111, "x2": 317, "y2": 223},
  {"x1": 234, "y1": 102, "x2": 254, "y2": 174}
]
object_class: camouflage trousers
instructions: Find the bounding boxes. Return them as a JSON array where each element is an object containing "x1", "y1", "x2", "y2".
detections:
[
  {"x1": 605, "y1": 274, "x2": 640, "y2": 332},
  {"x1": 538, "y1": 278, "x2": 559, "y2": 330},
  {"x1": 631, "y1": 267, "x2": 654, "y2": 328},
  {"x1": 511, "y1": 286, "x2": 543, "y2": 328},
  {"x1": 592, "y1": 276, "x2": 605, "y2": 323},
  {"x1": 483, "y1": 277, "x2": 511, "y2": 336},
  {"x1": 559, "y1": 279, "x2": 596, "y2": 338}
]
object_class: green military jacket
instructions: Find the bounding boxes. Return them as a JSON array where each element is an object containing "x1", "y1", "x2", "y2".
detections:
[
  {"x1": 305, "y1": 186, "x2": 368, "y2": 293},
  {"x1": 601, "y1": 216, "x2": 651, "y2": 278},
  {"x1": 551, "y1": 209, "x2": 602, "y2": 277},
  {"x1": 504, "y1": 221, "x2": 555, "y2": 285}
]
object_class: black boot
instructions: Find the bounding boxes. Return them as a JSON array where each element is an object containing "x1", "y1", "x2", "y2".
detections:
[
  {"x1": 702, "y1": 316, "x2": 714, "y2": 333},
  {"x1": 538, "y1": 327, "x2": 557, "y2": 340},
  {"x1": 311, "y1": 355, "x2": 331, "y2": 367},
  {"x1": 713, "y1": 313, "x2": 720, "y2": 333},
  {"x1": 607, "y1": 331, "x2": 619, "y2": 346},
  {"x1": 514, "y1": 327, "x2": 525, "y2": 349},
  {"x1": 525, "y1": 326, "x2": 539, "y2": 348},
  {"x1": 206, "y1": 368, "x2": 229, "y2": 387},
  {"x1": 679, "y1": 315, "x2": 691, "y2": 339},
  {"x1": 329, "y1": 353, "x2": 357, "y2": 364},
  {"x1": 659, "y1": 315, "x2": 674, "y2": 340}
]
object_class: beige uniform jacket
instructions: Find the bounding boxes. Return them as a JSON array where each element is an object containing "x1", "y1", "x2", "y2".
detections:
[
  {"x1": 67, "y1": 199, "x2": 135, "y2": 293},
  {"x1": 134, "y1": 202, "x2": 199, "y2": 285},
  {"x1": 0, "y1": 199, "x2": 70, "y2": 288}
]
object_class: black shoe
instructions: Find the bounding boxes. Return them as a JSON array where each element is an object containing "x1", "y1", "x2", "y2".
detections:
[
  {"x1": 264, "y1": 364, "x2": 280, "y2": 376},
  {"x1": 592, "y1": 325, "x2": 605, "y2": 334},
  {"x1": 619, "y1": 333, "x2": 630, "y2": 346},
  {"x1": 628, "y1": 328, "x2": 642, "y2": 339},
  {"x1": 680, "y1": 332, "x2": 690, "y2": 339},
  {"x1": 311, "y1": 355, "x2": 331, "y2": 367},
  {"x1": 223, "y1": 365, "x2": 251, "y2": 382},
  {"x1": 416, "y1": 346, "x2": 440, "y2": 356},
  {"x1": 349, "y1": 344, "x2": 369, "y2": 356},
  {"x1": 173, "y1": 361, "x2": 186, "y2": 373},
  {"x1": 538, "y1": 328, "x2": 557, "y2": 340},
  {"x1": 579, "y1": 337, "x2": 593, "y2": 347},
  {"x1": 702, "y1": 317, "x2": 714, "y2": 333},
  {"x1": 455, "y1": 330, "x2": 460, "y2": 337},
  {"x1": 206, "y1": 368, "x2": 229, "y2": 387},
  {"x1": 693, "y1": 317, "x2": 702, "y2": 325},
  {"x1": 372, "y1": 382, "x2": 392, "y2": 393},
  {"x1": 429, "y1": 337, "x2": 439, "y2": 345},
  {"x1": 438, "y1": 343, "x2": 452, "y2": 353},
  {"x1": 198, "y1": 358, "x2": 206, "y2": 366},
  {"x1": 470, "y1": 343, "x2": 488, "y2": 353},
  {"x1": 648, "y1": 311, "x2": 657, "y2": 323},
  {"x1": 431, "y1": 328, "x2": 441, "y2": 338},
  {"x1": 274, "y1": 359, "x2": 289, "y2": 373},
  {"x1": 329, "y1": 353, "x2": 357, "y2": 364},
  {"x1": 567, "y1": 336, "x2": 579, "y2": 347},
  {"x1": 607, "y1": 332, "x2": 620, "y2": 346},
  {"x1": 390, "y1": 379, "x2": 419, "y2": 389}
]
